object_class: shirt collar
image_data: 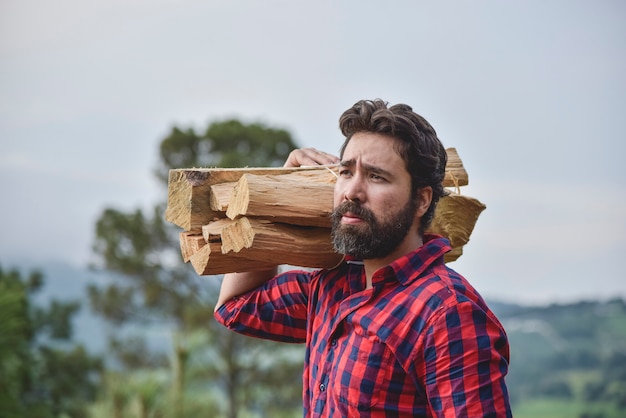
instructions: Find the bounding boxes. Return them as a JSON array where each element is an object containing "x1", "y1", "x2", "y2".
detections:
[{"x1": 365, "y1": 234, "x2": 452, "y2": 286}]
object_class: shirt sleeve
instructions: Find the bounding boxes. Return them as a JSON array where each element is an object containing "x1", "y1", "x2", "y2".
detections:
[
  {"x1": 418, "y1": 300, "x2": 512, "y2": 417},
  {"x1": 213, "y1": 270, "x2": 313, "y2": 343}
]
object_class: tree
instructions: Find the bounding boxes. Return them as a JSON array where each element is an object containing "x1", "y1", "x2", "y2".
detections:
[
  {"x1": 89, "y1": 119, "x2": 304, "y2": 418},
  {"x1": 0, "y1": 265, "x2": 103, "y2": 417},
  {"x1": 155, "y1": 119, "x2": 295, "y2": 183}
]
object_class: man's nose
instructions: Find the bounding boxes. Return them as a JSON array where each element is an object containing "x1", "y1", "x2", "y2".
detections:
[{"x1": 342, "y1": 178, "x2": 365, "y2": 203}]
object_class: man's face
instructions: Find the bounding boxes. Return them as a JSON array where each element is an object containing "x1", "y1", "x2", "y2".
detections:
[{"x1": 331, "y1": 132, "x2": 419, "y2": 260}]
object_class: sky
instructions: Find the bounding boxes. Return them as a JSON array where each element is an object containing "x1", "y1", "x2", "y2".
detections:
[{"x1": 1, "y1": 0, "x2": 624, "y2": 305}]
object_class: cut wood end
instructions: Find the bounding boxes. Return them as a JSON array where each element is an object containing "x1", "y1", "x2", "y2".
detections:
[
  {"x1": 220, "y1": 217, "x2": 255, "y2": 254},
  {"x1": 180, "y1": 231, "x2": 207, "y2": 263},
  {"x1": 225, "y1": 175, "x2": 250, "y2": 220},
  {"x1": 427, "y1": 192, "x2": 486, "y2": 254}
]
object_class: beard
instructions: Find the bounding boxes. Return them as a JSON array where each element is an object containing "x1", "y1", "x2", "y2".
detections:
[{"x1": 330, "y1": 198, "x2": 418, "y2": 260}]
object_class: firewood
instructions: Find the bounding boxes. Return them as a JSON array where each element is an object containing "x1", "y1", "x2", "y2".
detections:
[
  {"x1": 165, "y1": 148, "x2": 467, "y2": 230},
  {"x1": 225, "y1": 174, "x2": 334, "y2": 227},
  {"x1": 202, "y1": 217, "x2": 342, "y2": 269},
  {"x1": 166, "y1": 166, "x2": 320, "y2": 230},
  {"x1": 428, "y1": 192, "x2": 486, "y2": 262},
  {"x1": 179, "y1": 231, "x2": 207, "y2": 262},
  {"x1": 189, "y1": 240, "x2": 277, "y2": 275},
  {"x1": 202, "y1": 218, "x2": 235, "y2": 243},
  {"x1": 209, "y1": 182, "x2": 236, "y2": 212},
  {"x1": 443, "y1": 148, "x2": 469, "y2": 191},
  {"x1": 209, "y1": 166, "x2": 335, "y2": 217},
  {"x1": 167, "y1": 147, "x2": 482, "y2": 273}
]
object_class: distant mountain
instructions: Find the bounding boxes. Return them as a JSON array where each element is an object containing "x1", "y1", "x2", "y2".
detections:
[
  {"x1": 496, "y1": 298, "x2": 626, "y2": 417},
  {"x1": 486, "y1": 300, "x2": 527, "y2": 318}
]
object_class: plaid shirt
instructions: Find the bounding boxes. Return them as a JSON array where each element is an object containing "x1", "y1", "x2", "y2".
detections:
[{"x1": 215, "y1": 235, "x2": 511, "y2": 417}]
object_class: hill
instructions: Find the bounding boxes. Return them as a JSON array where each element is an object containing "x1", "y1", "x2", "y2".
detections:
[{"x1": 498, "y1": 298, "x2": 626, "y2": 417}]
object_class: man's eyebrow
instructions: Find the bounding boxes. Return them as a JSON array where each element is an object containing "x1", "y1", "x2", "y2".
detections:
[
  {"x1": 339, "y1": 159, "x2": 355, "y2": 167},
  {"x1": 339, "y1": 159, "x2": 394, "y2": 178}
]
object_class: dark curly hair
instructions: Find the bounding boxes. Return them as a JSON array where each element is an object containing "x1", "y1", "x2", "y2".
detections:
[{"x1": 338, "y1": 99, "x2": 448, "y2": 234}]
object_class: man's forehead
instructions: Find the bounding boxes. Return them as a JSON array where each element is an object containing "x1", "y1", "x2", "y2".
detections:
[{"x1": 341, "y1": 134, "x2": 404, "y2": 167}]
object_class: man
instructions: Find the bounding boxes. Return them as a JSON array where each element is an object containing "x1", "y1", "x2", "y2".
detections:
[{"x1": 214, "y1": 99, "x2": 511, "y2": 417}]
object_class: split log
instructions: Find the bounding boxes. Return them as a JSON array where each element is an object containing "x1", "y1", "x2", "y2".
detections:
[
  {"x1": 202, "y1": 217, "x2": 342, "y2": 269},
  {"x1": 225, "y1": 174, "x2": 334, "y2": 227},
  {"x1": 179, "y1": 231, "x2": 207, "y2": 263},
  {"x1": 429, "y1": 192, "x2": 486, "y2": 263},
  {"x1": 202, "y1": 218, "x2": 234, "y2": 243},
  {"x1": 209, "y1": 182, "x2": 236, "y2": 212},
  {"x1": 443, "y1": 148, "x2": 469, "y2": 190},
  {"x1": 166, "y1": 166, "x2": 321, "y2": 230},
  {"x1": 189, "y1": 240, "x2": 278, "y2": 276}
]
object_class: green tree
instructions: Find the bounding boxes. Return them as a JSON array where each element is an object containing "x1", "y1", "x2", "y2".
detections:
[
  {"x1": 89, "y1": 119, "x2": 304, "y2": 418},
  {"x1": 0, "y1": 265, "x2": 103, "y2": 417},
  {"x1": 155, "y1": 119, "x2": 295, "y2": 183}
]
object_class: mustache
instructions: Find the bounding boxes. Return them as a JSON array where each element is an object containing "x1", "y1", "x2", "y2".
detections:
[{"x1": 331, "y1": 201, "x2": 375, "y2": 223}]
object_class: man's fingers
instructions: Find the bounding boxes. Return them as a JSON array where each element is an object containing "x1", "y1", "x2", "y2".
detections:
[{"x1": 284, "y1": 148, "x2": 339, "y2": 167}]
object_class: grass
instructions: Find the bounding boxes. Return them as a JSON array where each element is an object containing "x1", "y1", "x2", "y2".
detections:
[{"x1": 513, "y1": 397, "x2": 622, "y2": 418}]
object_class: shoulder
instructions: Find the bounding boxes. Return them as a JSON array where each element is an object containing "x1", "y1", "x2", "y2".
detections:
[{"x1": 402, "y1": 264, "x2": 506, "y2": 344}]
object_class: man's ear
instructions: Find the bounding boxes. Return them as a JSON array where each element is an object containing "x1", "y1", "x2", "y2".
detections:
[{"x1": 415, "y1": 186, "x2": 433, "y2": 219}]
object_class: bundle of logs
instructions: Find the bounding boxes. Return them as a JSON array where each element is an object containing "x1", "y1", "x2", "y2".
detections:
[{"x1": 165, "y1": 148, "x2": 486, "y2": 276}]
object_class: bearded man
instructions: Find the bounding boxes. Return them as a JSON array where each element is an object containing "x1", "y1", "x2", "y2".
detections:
[{"x1": 214, "y1": 99, "x2": 512, "y2": 417}]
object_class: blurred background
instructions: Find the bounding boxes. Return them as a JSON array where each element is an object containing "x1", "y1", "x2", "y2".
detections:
[{"x1": 1, "y1": 1, "x2": 625, "y2": 417}]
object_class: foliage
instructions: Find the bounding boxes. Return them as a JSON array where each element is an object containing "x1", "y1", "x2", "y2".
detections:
[
  {"x1": 155, "y1": 119, "x2": 296, "y2": 183},
  {"x1": 497, "y1": 298, "x2": 626, "y2": 417},
  {"x1": 88, "y1": 118, "x2": 302, "y2": 417},
  {"x1": 0, "y1": 265, "x2": 103, "y2": 418}
]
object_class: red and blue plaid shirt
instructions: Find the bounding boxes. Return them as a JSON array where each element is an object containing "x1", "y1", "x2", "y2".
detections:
[{"x1": 215, "y1": 235, "x2": 511, "y2": 417}]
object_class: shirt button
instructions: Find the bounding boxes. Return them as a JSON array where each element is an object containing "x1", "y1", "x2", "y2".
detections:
[
  {"x1": 319, "y1": 383, "x2": 326, "y2": 392},
  {"x1": 330, "y1": 338, "x2": 337, "y2": 347}
]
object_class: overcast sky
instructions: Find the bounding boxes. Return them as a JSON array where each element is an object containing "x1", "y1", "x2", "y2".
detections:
[{"x1": 1, "y1": 0, "x2": 624, "y2": 305}]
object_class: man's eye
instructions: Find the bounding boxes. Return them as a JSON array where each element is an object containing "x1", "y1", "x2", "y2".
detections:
[{"x1": 339, "y1": 170, "x2": 351, "y2": 177}]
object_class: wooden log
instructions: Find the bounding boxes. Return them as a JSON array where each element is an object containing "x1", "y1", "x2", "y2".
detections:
[
  {"x1": 189, "y1": 240, "x2": 278, "y2": 275},
  {"x1": 444, "y1": 148, "x2": 468, "y2": 191},
  {"x1": 165, "y1": 166, "x2": 325, "y2": 230},
  {"x1": 165, "y1": 148, "x2": 467, "y2": 230},
  {"x1": 209, "y1": 182, "x2": 236, "y2": 212},
  {"x1": 202, "y1": 218, "x2": 235, "y2": 242},
  {"x1": 209, "y1": 167, "x2": 338, "y2": 214},
  {"x1": 225, "y1": 174, "x2": 334, "y2": 227},
  {"x1": 427, "y1": 192, "x2": 486, "y2": 263},
  {"x1": 202, "y1": 218, "x2": 254, "y2": 253},
  {"x1": 179, "y1": 231, "x2": 207, "y2": 263},
  {"x1": 204, "y1": 217, "x2": 342, "y2": 269}
]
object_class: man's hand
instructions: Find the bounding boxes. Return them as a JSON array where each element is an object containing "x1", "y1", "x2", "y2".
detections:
[{"x1": 284, "y1": 147, "x2": 339, "y2": 168}]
